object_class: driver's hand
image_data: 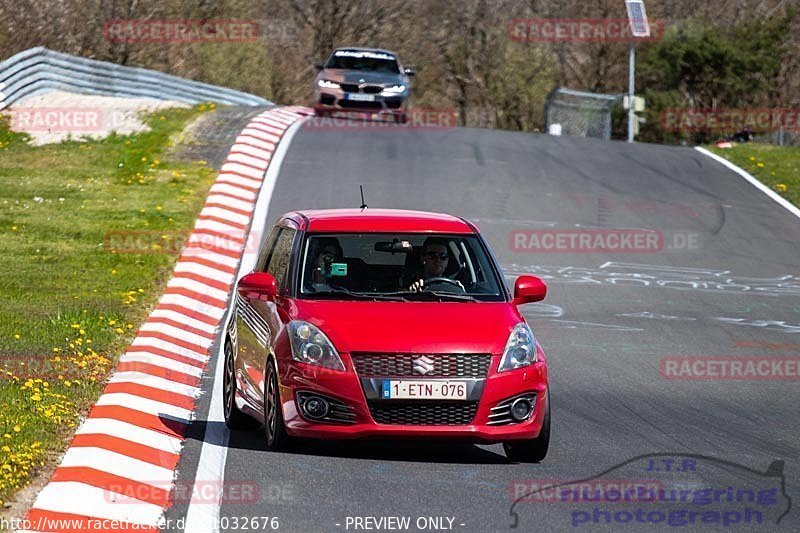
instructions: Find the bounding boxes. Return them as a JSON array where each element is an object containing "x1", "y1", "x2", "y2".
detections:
[{"x1": 408, "y1": 279, "x2": 424, "y2": 292}]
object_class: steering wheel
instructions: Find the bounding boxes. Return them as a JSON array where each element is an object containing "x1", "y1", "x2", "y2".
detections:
[{"x1": 424, "y1": 277, "x2": 466, "y2": 292}]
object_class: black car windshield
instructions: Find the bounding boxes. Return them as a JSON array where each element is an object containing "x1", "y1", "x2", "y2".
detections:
[
  {"x1": 326, "y1": 51, "x2": 400, "y2": 73},
  {"x1": 299, "y1": 233, "x2": 506, "y2": 302}
]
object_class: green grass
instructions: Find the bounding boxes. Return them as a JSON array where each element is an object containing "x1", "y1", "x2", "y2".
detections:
[
  {"x1": 0, "y1": 106, "x2": 217, "y2": 507},
  {"x1": 707, "y1": 142, "x2": 800, "y2": 207}
]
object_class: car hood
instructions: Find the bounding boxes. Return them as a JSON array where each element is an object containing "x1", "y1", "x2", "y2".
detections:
[
  {"x1": 318, "y1": 68, "x2": 406, "y2": 86},
  {"x1": 292, "y1": 300, "x2": 522, "y2": 354}
]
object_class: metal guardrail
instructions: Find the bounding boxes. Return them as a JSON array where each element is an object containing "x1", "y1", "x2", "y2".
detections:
[{"x1": 0, "y1": 46, "x2": 271, "y2": 110}]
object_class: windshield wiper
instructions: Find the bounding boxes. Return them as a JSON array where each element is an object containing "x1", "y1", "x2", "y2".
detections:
[
  {"x1": 308, "y1": 287, "x2": 407, "y2": 302},
  {"x1": 385, "y1": 290, "x2": 477, "y2": 302}
]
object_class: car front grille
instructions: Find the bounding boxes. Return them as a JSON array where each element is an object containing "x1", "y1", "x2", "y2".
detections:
[
  {"x1": 367, "y1": 401, "x2": 478, "y2": 425},
  {"x1": 340, "y1": 83, "x2": 359, "y2": 93},
  {"x1": 362, "y1": 85, "x2": 383, "y2": 94},
  {"x1": 352, "y1": 353, "x2": 491, "y2": 379}
]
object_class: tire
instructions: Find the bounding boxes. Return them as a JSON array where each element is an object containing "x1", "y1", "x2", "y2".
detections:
[
  {"x1": 263, "y1": 360, "x2": 292, "y2": 451},
  {"x1": 503, "y1": 395, "x2": 551, "y2": 463},
  {"x1": 223, "y1": 338, "x2": 257, "y2": 430}
]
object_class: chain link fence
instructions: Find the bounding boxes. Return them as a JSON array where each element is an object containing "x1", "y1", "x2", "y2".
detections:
[{"x1": 544, "y1": 87, "x2": 619, "y2": 140}]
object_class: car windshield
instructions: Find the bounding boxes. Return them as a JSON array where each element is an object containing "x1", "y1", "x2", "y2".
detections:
[
  {"x1": 299, "y1": 233, "x2": 505, "y2": 301},
  {"x1": 326, "y1": 51, "x2": 400, "y2": 73}
]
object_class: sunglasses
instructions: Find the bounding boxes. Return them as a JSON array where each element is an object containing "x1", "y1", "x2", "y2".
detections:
[{"x1": 425, "y1": 251, "x2": 449, "y2": 260}]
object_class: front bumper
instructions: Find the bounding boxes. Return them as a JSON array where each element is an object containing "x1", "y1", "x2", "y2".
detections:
[
  {"x1": 314, "y1": 88, "x2": 407, "y2": 113},
  {"x1": 277, "y1": 354, "x2": 548, "y2": 442}
]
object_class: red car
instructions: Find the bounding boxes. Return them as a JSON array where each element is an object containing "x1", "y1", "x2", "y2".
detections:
[{"x1": 224, "y1": 209, "x2": 551, "y2": 462}]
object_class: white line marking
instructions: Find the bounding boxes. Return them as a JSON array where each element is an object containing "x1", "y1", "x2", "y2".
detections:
[
  {"x1": 148, "y1": 305, "x2": 225, "y2": 333},
  {"x1": 219, "y1": 162, "x2": 265, "y2": 181},
  {"x1": 30, "y1": 482, "x2": 165, "y2": 525},
  {"x1": 208, "y1": 182, "x2": 258, "y2": 201},
  {"x1": 109, "y1": 371, "x2": 200, "y2": 395},
  {"x1": 120, "y1": 352, "x2": 205, "y2": 378},
  {"x1": 694, "y1": 146, "x2": 800, "y2": 221},
  {"x1": 60, "y1": 447, "x2": 174, "y2": 485},
  {"x1": 230, "y1": 144, "x2": 273, "y2": 161},
  {"x1": 204, "y1": 193, "x2": 254, "y2": 213},
  {"x1": 76, "y1": 418, "x2": 183, "y2": 454},
  {"x1": 198, "y1": 206, "x2": 251, "y2": 226},
  {"x1": 138, "y1": 322, "x2": 214, "y2": 349},
  {"x1": 182, "y1": 115, "x2": 304, "y2": 533},
  {"x1": 156, "y1": 294, "x2": 226, "y2": 320},
  {"x1": 172, "y1": 262, "x2": 236, "y2": 285},
  {"x1": 95, "y1": 393, "x2": 194, "y2": 421},
  {"x1": 191, "y1": 219, "x2": 251, "y2": 239},
  {"x1": 226, "y1": 152, "x2": 269, "y2": 168},
  {"x1": 165, "y1": 277, "x2": 229, "y2": 304},
  {"x1": 130, "y1": 337, "x2": 208, "y2": 361}
]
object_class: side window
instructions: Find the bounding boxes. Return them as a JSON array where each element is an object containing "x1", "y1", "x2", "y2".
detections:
[
  {"x1": 265, "y1": 228, "x2": 296, "y2": 291},
  {"x1": 256, "y1": 226, "x2": 281, "y2": 273}
]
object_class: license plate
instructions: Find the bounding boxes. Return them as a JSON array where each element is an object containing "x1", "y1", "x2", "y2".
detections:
[
  {"x1": 345, "y1": 93, "x2": 375, "y2": 102},
  {"x1": 382, "y1": 380, "x2": 468, "y2": 400}
]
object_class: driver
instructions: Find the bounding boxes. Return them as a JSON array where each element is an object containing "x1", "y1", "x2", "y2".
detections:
[{"x1": 408, "y1": 237, "x2": 450, "y2": 292}]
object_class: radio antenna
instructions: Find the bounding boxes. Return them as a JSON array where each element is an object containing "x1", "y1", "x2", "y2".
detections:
[{"x1": 359, "y1": 185, "x2": 368, "y2": 210}]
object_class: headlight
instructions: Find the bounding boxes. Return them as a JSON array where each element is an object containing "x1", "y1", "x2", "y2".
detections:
[
  {"x1": 382, "y1": 84, "x2": 406, "y2": 94},
  {"x1": 317, "y1": 79, "x2": 339, "y2": 89},
  {"x1": 497, "y1": 323, "x2": 538, "y2": 372},
  {"x1": 288, "y1": 321, "x2": 345, "y2": 371}
]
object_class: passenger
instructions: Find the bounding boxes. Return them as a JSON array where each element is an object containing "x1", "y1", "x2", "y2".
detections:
[{"x1": 309, "y1": 237, "x2": 344, "y2": 291}]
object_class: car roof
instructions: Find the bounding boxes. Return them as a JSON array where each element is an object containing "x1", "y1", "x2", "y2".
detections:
[
  {"x1": 286, "y1": 209, "x2": 475, "y2": 234},
  {"x1": 331, "y1": 47, "x2": 397, "y2": 57}
]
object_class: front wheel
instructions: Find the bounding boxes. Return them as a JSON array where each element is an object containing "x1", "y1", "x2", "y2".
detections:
[
  {"x1": 223, "y1": 339, "x2": 257, "y2": 430},
  {"x1": 503, "y1": 395, "x2": 550, "y2": 463},
  {"x1": 264, "y1": 360, "x2": 292, "y2": 451}
]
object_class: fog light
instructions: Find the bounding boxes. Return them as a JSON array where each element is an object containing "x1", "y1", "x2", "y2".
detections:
[
  {"x1": 510, "y1": 398, "x2": 533, "y2": 421},
  {"x1": 302, "y1": 396, "x2": 329, "y2": 419}
]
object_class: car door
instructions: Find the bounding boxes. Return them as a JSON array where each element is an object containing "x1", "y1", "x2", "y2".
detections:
[
  {"x1": 234, "y1": 226, "x2": 280, "y2": 409},
  {"x1": 238, "y1": 224, "x2": 298, "y2": 410}
]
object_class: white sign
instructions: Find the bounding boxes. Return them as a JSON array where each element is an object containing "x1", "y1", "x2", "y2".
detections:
[{"x1": 625, "y1": 0, "x2": 651, "y2": 37}]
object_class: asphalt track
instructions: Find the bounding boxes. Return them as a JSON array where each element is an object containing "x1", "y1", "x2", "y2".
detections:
[{"x1": 167, "y1": 123, "x2": 800, "y2": 532}]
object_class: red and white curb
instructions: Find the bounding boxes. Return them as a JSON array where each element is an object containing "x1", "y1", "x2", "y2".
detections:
[{"x1": 22, "y1": 106, "x2": 311, "y2": 532}]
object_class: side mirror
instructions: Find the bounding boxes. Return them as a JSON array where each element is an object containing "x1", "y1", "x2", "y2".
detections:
[
  {"x1": 403, "y1": 67, "x2": 416, "y2": 76},
  {"x1": 313, "y1": 61, "x2": 325, "y2": 70},
  {"x1": 237, "y1": 272, "x2": 277, "y2": 300},
  {"x1": 513, "y1": 275, "x2": 547, "y2": 305}
]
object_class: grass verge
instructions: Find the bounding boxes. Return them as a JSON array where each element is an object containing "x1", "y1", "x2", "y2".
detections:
[
  {"x1": 707, "y1": 142, "x2": 800, "y2": 208},
  {"x1": 0, "y1": 105, "x2": 217, "y2": 508}
]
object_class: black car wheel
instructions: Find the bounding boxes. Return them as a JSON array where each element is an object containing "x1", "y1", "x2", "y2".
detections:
[
  {"x1": 264, "y1": 360, "x2": 291, "y2": 451},
  {"x1": 223, "y1": 338, "x2": 256, "y2": 429},
  {"x1": 503, "y1": 395, "x2": 551, "y2": 463}
]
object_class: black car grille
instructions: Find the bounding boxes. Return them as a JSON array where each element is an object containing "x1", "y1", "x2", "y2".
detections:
[
  {"x1": 362, "y1": 85, "x2": 383, "y2": 94},
  {"x1": 340, "y1": 83, "x2": 359, "y2": 93},
  {"x1": 368, "y1": 401, "x2": 478, "y2": 425},
  {"x1": 352, "y1": 353, "x2": 491, "y2": 379}
]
